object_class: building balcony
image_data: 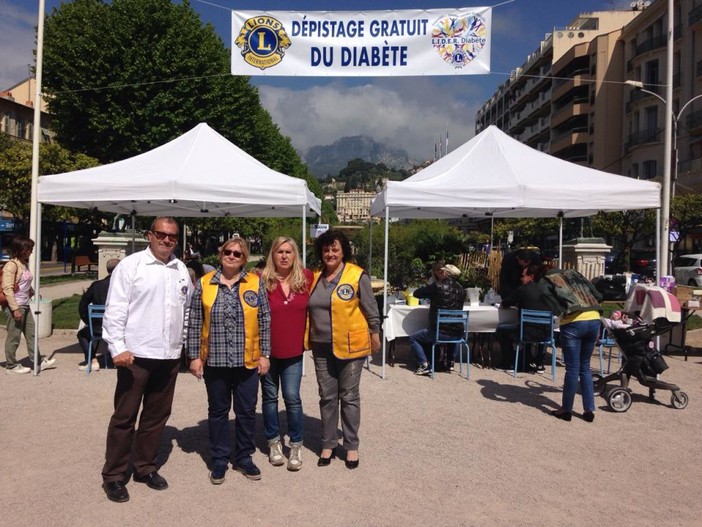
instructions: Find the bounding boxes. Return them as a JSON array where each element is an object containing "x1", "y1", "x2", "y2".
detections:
[
  {"x1": 624, "y1": 128, "x2": 661, "y2": 152},
  {"x1": 689, "y1": 4, "x2": 702, "y2": 28},
  {"x1": 551, "y1": 102, "x2": 589, "y2": 128},
  {"x1": 686, "y1": 108, "x2": 702, "y2": 133},
  {"x1": 550, "y1": 127, "x2": 588, "y2": 153},
  {"x1": 635, "y1": 34, "x2": 666, "y2": 57}
]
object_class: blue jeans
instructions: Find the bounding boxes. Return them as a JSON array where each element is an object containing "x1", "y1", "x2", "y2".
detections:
[
  {"x1": 408, "y1": 328, "x2": 457, "y2": 366},
  {"x1": 261, "y1": 355, "x2": 304, "y2": 444},
  {"x1": 560, "y1": 319, "x2": 600, "y2": 413},
  {"x1": 204, "y1": 365, "x2": 259, "y2": 467}
]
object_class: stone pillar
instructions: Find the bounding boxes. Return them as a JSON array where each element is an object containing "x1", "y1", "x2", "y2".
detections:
[
  {"x1": 92, "y1": 230, "x2": 148, "y2": 279},
  {"x1": 561, "y1": 237, "x2": 611, "y2": 280}
]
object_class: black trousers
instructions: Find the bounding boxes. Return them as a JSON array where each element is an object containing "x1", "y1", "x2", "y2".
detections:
[{"x1": 102, "y1": 357, "x2": 180, "y2": 483}]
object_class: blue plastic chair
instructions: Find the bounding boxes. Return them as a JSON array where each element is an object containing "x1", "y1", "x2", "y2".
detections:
[
  {"x1": 87, "y1": 304, "x2": 107, "y2": 375},
  {"x1": 598, "y1": 325, "x2": 620, "y2": 375},
  {"x1": 430, "y1": 309, "x2": 470, "y2": 380},
  {"x1": 513, "y1": 309, "x2": 557, "y2": 381}
]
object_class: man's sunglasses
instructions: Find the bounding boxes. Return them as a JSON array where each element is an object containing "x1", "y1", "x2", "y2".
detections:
[
  {"x1": 222, "y1": 249, "x2": 243, "y2": 258},
  {"x1": 150, "y1": 230, "x2": 179, "y2": 242}
]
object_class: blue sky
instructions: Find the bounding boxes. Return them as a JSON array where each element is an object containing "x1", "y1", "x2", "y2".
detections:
[{"x1": 1, "y1": 0, "x2": 631, "y2": 161}]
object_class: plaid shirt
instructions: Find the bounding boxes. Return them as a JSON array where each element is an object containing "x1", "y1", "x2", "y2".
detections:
[{"x1": 186, "y1": 269, "x2": 271, "y2": 367}]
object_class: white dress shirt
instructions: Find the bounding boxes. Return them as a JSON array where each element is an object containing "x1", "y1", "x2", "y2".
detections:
[{"x1": 103, "y1": 247, "x2": 192, "y2": 359}]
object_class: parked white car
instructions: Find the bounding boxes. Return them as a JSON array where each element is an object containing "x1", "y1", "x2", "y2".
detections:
[{"x1": 673, "y1": 254, "x2": 702, "y2": 287}]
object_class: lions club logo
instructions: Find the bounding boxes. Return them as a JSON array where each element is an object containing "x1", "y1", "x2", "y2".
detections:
[
  {"x1": 336, "y1": 284, "x2": 355, "y2": 301},
  {"x1": 431, "y1": 13, "x2": 487, "y2": 69},
  {"x1": 243, "y1": 290, "x2": 260, "y2": 307},
  {"x1": 235, "y1": 16, "x2": 291, "y2": 70}
]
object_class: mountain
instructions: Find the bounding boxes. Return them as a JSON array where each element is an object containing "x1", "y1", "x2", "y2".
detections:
[{"x1": 304, "y1": 135, "x2": 417, "y2": 178}]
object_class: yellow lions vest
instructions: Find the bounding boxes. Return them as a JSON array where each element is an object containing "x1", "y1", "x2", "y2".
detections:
[
  {"x1": 309, "y1": 263, "x2": 371, "y2": 360},
  {"x1": 199, "y1": 271, "x2": 262, "y2": 369}
]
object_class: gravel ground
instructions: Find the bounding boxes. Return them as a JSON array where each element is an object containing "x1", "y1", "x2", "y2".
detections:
[{"x1": 1, "y1": 328, "x2": 701, "y2": 527}]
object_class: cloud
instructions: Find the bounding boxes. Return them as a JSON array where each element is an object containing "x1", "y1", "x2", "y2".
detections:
[
  {"x1": 0, "y1": 1, "x2": 38, "y2": 89},
  {"x1": 258, "y1": 77, "x2": 481, "y2": 162}
]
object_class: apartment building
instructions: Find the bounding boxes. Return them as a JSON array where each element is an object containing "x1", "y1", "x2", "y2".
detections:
[
  {"x1": 0, "y1": 77, "x2": 53, "y2": 143},
  {"x1": 476, "y1": 9, "x2": 641, "y2": 172},
  {"x1": 477, "y1": 0, "x2": 702, "y2": 194},
  {"x1": 335, "y1": 189, "x2": 376, "y2": 223},
  {"x1": 622, "y1": 0, "x2": 702, "y2": 193}
]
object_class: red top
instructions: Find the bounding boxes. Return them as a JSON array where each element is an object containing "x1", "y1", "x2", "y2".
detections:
[{"x1": 267, "y1": 269, "x2": 313, "y2": 359}]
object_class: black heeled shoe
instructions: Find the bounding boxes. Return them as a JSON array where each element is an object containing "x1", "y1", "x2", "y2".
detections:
[
  {"x1": 583, "y1": 411, "x2": 595, "y2": 423},
  {"x1": 551, "y1": 410, "x2": 572, "y2": 421},
  {"x1": 317, "y1": 452, "x2": 335, "y2": 467},
  {"x1": 345, "y1": 459, "x2": 359, "y2": 470}
]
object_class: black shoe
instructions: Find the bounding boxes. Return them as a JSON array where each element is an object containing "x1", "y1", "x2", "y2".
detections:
[
  {"x1": 209, "y1": 464, "x2": 227, "y2": 485},
  {"x1": 134, "y1": 471, "x2": 168, "y2": 490},
  {"x1": 582, "y1": 411, "x2": 595, "y2": 423},
  {"x1": 102, "y1": 481, "x2": 129, "y2": 503},
  {"x1": 234, "y1": 460, "x2": 262, "y2": 480},
  {"x1": 317, "y1": 452, "x2": 335, "y2": 467},
  {"x1": 345, "y1": 459, "x2": 359, "y2": 470},
  {"x1": 536, "y1": 364, "x2": 546, "y2": 373},
  {"x1": 551, "y1": 410, "x2": 572, "y2": 422}
]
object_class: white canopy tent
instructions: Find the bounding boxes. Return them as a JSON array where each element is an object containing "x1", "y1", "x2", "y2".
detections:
[
  {"x1": 370, "y1": 125, "x2": 662, "y2": 378},
  {"x1": 34, "y1": 123, "x2": 321, "y2": 372},
  {"x1": 38, "y1": 122, "x2": 321, "y2": 218}
]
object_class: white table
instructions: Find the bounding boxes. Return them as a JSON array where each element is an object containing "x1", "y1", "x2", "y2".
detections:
[{"x1": 383, "y1": 304, "x2": 518, "y2": 341}]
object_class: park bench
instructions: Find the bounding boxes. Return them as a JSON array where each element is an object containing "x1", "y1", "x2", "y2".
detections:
[{"x1": 73, "y1": 255, "x2": 98, "y2": 276}]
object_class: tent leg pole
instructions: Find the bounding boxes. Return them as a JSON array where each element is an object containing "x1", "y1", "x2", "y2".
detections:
[
  {"x1": 558, "y1": 213, "x2": 563, "y2": 267},
  {"x1": 302, "y1": 206, "x2": 307, "y2": 378},
  {"x1": 381, "y1": 207, "x2": 390, "y2": 380},
  {"x1": 33, "y1": 202, "x2": 43, "y2": 376}
]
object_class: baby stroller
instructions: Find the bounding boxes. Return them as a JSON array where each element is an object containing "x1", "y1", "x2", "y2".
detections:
[{"x1": 593, "y1": 285, "x2": 689, "y2": 412}]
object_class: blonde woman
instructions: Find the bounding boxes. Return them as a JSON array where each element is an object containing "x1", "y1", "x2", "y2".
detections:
[{"x1": 260, "y1": 237, "x2": 312, "y2": 471}]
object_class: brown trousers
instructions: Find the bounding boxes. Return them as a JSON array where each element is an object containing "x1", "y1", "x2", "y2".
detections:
[{"x1": 102, "y1": 357, "x2": 180, "y2": 483}]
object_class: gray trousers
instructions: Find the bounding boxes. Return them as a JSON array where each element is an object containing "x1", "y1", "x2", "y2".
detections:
[
  {"x1": 312, "y1": 342, "x2": 364, "y2": 451},
  {"x1": 4, "y1": 305, "x2": 41, "y2": 368}
]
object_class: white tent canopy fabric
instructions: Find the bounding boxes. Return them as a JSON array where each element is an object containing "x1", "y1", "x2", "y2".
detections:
[
  {"x1": 38, "y1": 122, "x2": 321, "y2": 217},
  {"x1": 371, "y1": 125, "x2": 661, "y2": 219}
]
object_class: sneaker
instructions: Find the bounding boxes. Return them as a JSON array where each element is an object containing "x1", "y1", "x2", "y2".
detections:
[
  {"x1": 209, "y1": 464, "x2": 227, "y2": 485},
  {"x1": 414, "y1": 364, "x2": 432, "y2": 375},
  {"x1": 6, "y1": 365, "x2": 31, "y2": 375},
  {"x1": 536, "y1": 364, "x2": 546, "y2": 373},
  {"x1": 78, "y1": 360, "x2": 100, "y2": 372},
  {"x1": 287, "y1": 443, "x2": 303, "y2": 472},
  {"x1": 234, "y1": 460, "x2": 261, "y2": 480},
  {"x1": 39, "y1": 358, "x2": 57, "y2": 371},
  {"x1": 268, "y1": 440, "x2": 285, "y2": 466}
]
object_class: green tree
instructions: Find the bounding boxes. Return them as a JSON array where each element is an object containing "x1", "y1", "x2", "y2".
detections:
[
  {"x1": 0, "y1": 134, "x2": 100, "y2": 222},
  {"x1": 671, "y1": 193, "x2": 702, "y2": 257},
  {"x1": 42, "y1": 0, "x2": 322, "y2": 238}
]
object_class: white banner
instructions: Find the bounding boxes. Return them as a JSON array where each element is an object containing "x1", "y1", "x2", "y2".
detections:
[{"x1": 231, "y1": 8, "x2": 491, "y2": 76}]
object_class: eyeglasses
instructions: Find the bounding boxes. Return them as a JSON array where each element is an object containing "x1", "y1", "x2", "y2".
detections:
[
  {"x1": 222, "y1": 249, "x2": 243, "y2": 258},
  {"x1": 150, "y1": 230, "x2": 179, "y2": 242}
]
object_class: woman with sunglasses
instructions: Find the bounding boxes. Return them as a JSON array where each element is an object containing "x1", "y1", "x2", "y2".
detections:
[
  {"x1": 186, "y1": 237, "x2": 271, "y2": 484},
  {"x1": 307, "y1": 229, "x2": 380, "y2": 469},
  {"x1": 259, "y1": 237, "x2": 313, "y2": 471}
]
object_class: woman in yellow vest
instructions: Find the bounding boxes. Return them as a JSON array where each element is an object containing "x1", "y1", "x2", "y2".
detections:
[
  {"x1": 308, "y1": 230, "x2": 381, "y2": 469},
  {"x1": 186, "y1": 237, "x2": 271, "y2": 485}
]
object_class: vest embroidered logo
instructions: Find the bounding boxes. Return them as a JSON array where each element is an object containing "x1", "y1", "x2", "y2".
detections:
[
  {"x1": 430, "y1": 13, "x2": 487, "y2": 69},
  {"x1": 336, "y1": 284, "x2": 355, "y2": 301},
  {"x1": 243, "y1": 290, "x2": 260, "y2": 307},
  {"x1": 235, "y1": 16, "x2": 292, "y2": 70}
]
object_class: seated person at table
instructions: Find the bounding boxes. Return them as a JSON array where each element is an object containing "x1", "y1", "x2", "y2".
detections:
[
  {"x1": 499, "y1": 249, "x2": 539, "y2": 299},
  {"x1": 409, "y1": 262, "x2": 466, "y2": 375},
  {"x1": 497, "y1": 263, "x2": 554, "y2": 372},
  {"x1": 77, "y1": 258, "x2": 120, "y2": 371}
]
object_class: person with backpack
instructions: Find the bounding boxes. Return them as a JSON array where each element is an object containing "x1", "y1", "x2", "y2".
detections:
[
  {"x1": 542, "y1": 269, "x2": 603, "y2": 423},
  {"x1": 1, "y1": 235, "x2": 56, "y2": 374}
]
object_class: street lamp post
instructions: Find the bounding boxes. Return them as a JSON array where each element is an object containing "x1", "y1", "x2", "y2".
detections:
[{"x1": 625, "y1": 80, "x2": 702, "y2": 277}]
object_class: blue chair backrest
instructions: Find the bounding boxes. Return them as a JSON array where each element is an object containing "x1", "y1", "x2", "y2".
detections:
[
  {"x1": 435, "y1": 309, "x2": 469, "y2": 341},
  {"x1": 518, "y1": 309, "x2": 554, "y2": 342},
  {"x1": 88, "y1": 304, "x2": 106, "y2": 338}
]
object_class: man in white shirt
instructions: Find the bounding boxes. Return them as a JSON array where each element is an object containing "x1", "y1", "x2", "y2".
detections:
[{"x1": 100, "y1": 217, "x2": 191, "y2": 503}]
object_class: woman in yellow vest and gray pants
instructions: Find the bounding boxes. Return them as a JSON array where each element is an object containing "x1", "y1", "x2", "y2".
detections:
[
  {"x1": 308, "y1": 230, "x2": 381, "y2": 469},
  {"x1": 186, "y1": 237, "x2": 271, "y2": 485}
]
